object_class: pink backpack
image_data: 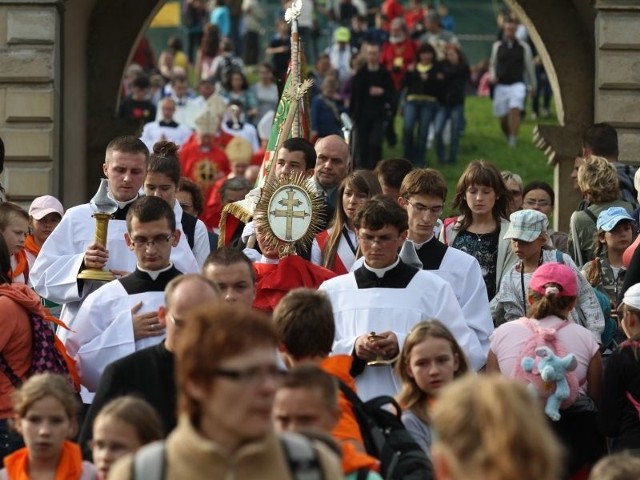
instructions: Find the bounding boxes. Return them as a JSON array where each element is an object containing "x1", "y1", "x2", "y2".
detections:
[{"x1": 513, "y1": 319, "x2": 580, "y2": 416}]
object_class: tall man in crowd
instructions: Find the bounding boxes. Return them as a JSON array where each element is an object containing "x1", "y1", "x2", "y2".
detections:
[
  {"x1": 65, "y1": 197, "x2": 184, "y2": 401},
  {"x1": 320, "y1": 196, "x2": 484, "y2": 401},
  {"x1": 78, "y1": 273, "x2": 221, "y2": 449},
  {"x1": 398, "y1": 169, "x2": 493, "y2": 360},
  {"x1": 30, "y1": 136, "x2": 198, "y2": 334}
]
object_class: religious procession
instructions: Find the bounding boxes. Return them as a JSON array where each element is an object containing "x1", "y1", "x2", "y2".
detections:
[{"x1": 0, "y1": 0, "x2": 639, "y2": 479}]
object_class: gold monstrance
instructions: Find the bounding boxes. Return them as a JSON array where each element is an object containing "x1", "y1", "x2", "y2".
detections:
[{"x1": 77, "y1": 178, "x2": 118, "y2": 281}]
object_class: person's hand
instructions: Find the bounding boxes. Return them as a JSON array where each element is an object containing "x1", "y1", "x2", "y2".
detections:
[
  {"x1": 131, "y1": 302, "x2": 165, "y2": 341},
  {"x1": 530, "y1": 87, "x2": 537, "y2": 98},
  {"x1": 83, "y1": 243, "x2": 108, "y2": 270},
  {"x1": 109, "y1": 269, "x2": 130, "y2": 279},
  {"x1": 370, "y1": 331, "x2": 399, "y2": 359},
  {"x1": 354, "y1": 334, "x2": 378, "y2": 361},
  {"x1": 369, "y1": 86, "x2": 384, "y2": 96}
]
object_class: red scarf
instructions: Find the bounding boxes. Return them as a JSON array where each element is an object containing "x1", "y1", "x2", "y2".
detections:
[{"x1": 3, "y1": 441, "x2": 84, "y2": 480}]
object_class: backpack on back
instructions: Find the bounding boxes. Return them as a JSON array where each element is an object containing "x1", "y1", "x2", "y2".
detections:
[
  {"x1": 0, "y1": 311, "x2": 79, "y2": 392},
  {"x1": 513, "y1": 318, "x2": 579, "y2": 420},
  {"x1": 338, "y1": 382, "x2": 433, "y2": 480}
]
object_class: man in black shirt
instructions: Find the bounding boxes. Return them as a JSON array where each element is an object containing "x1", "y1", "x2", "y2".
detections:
[{"x1": 488, "y1": 17, "x2": 536, "y2": 147}]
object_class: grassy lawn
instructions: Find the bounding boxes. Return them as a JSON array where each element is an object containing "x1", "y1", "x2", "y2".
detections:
[{"x1": 383, "y1": 95, "x2": 558, "y2": 216}]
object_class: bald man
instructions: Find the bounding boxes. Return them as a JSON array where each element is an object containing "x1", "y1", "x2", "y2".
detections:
[
  {"x1": 78, "y1": 274, "x2": 220, "y2": 450},
  {"x1": 314, "y1": 135, "x2": 350, "y2": 212}
]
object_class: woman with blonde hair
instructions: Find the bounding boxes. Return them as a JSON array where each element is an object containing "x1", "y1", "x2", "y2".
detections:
[
  {"x1": 569, "y1": 155, "x2": 634, "y2": 267},
  {"x1": 430, "y1": 375, "x2": 562, "y2": 480},
  {"x1": 395, "y1": 320, "x2": 469, "y2": 455},
  {"x1": 439, "y1": 159, "x2": 517, "y2": 300},
  {"x1": 311, "y1": 171, "x2": 382, "y2": 274}
]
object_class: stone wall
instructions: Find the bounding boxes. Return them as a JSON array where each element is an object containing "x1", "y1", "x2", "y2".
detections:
[
  {"x1": 595, "y1": 0, "x2": 640, "y2": 163},
  {"x1": 0, "y1": 1, "x2": 61, "y2": 203}
]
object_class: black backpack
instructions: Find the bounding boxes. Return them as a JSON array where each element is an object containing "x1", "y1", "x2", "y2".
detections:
[{"x1": 339, "y1": 382, "x2": 433, "y2": 480}]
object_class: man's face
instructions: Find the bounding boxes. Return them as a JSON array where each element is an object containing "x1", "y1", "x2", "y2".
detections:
[
  {"x1": 173, "y1": 81, "x2": 188, "y2": 99},
  {"x1": 503, "y1": 21, "x2": 517, "y2": 40},
  {"x1": 161, "y1": 278, "x2": 220, "y2": 351},
  {"x1": 125, "y1": 216, "x2": 179, "y2": 271},
  {"x1": 400, "y1": 194, "x2": 444, "y2": 243},
  {"x1": 203, "y1": 262, "x2": 256, "y2": 304},
  {"x1": 222, "y1": 187, "x2": 248, "y2": 205},
  {"x1": 103, "y1": 150, "x2": 147, "y2": 202},
  {"x1": 198, "y1": 81, "x2": 214, "y2": 99},
  {"x1": 358, "y1": 224, "x2": 406, "y2": 269},
  {"x1": 231, "y1": 162, "x2": 249, "y2": 179},
  {"x1": 195, "y1": 346, "x2": 281, "y2": 445},
  {"x1": 275, "y1": 147, "x2": 312, "y2": 179},
  {"x1": 571, "y1": 156, "x2": 584, "y2": 191},
  {"x1": 273, "y1": 387, "x2": 338, "y2": 434},
  {"x1": 161, "y1": 100, "x2": 176, "y2": 121},
  {"x1": 365, "y1": 45, "x2": 380, "y2": 64},
  {"x1": 314, "y1": 137, "x2": 349, "y2": 189}
]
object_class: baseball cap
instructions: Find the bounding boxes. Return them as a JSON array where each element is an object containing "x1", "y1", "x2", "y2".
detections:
[
  {"x1": 29, "y1": 195, "x2": 64, "y2": 220},
  {"x1": 529, "y1": 262, "x2": 578, "y2": 297},
  {"x1": 334, "y1": 27, "x2": 351, "y2": 43},
  {"x1": 622, "y1": 283, "x2": 640, "y2": 310},
  {"x1": 504, "y1": 209, "x2": 550, "y2": 243},
  {"x1": 596, "y1": 207, "x2": 634, "y2": 232}
]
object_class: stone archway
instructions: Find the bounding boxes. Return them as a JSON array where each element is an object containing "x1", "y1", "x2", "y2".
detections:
[{"x1": 508, "y1": 0, "x2": 596, "y2": 229}]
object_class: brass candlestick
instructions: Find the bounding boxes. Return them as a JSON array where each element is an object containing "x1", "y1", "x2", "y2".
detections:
[
  {"x1": 367, "y1": 332, "x2": 394, "y2": 367},
  {"x1": 77, "y1": 178, "x2": 119, "y2": 282}
]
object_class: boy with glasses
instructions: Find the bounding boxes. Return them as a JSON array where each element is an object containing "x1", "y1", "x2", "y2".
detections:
[
  {"x1": 65, "y1": 196, "x2": 184, "y2": 403},
  {"x1": 319, "y1": 195, "x2": 481, "y2": 400},
  {"x1": 398, "y1": 169, "x2": 493, "y2": 364}
]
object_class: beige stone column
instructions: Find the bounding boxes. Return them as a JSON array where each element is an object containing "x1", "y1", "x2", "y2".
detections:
[
  {"x1": 594, "y1": 0, "x2": 640, "y2": 164},
  {"x1": 0, "y1": 1, "x2": 62, "y2": 204}
]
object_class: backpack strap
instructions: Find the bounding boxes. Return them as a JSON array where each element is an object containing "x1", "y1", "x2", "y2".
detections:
[
  {"x1": 0, "y1": 353, "x2": 22, "y2": 388},
  {"x1": 584, "y1": 208, "x2": 598, "y2": 224},
  {"x1": 132, "y1": 441, "x2": 166, "y2": 480},
  {"x1": 555, "y1": 250, "x2": 564, "y2": 264},
  {"x1": 279, "y1": 432, "x2": 324, "y2": 480},
  {"x1": 356, "y1": 469, "x2": 371, "y2": 480}
]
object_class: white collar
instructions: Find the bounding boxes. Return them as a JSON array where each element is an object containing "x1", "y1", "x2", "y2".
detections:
[
  {"x1": 363, "y1": 257, "x2": 400, "y2": 278},
  {"x1": 408, "y1": 234, "x2": 434, "y2": 249},
  {"x1": 137, "y1": 262, "x2": 174, "y2": 280}
]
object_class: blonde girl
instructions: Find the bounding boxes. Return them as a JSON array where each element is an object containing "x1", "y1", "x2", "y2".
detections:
[
  {"x1": 430, "y1": 375, "x2": 562, "y2": 480},
  {"x1": 395, "y1": 320, "x2": 469, "y2": 454},
  {"x1": 0, "y1": 373, "x2": 95, "y2": 479},
  {"x1": 311, "y1": 171, "x2": 382, "y2": 274},
  {"x1": 91, "y1": 396, "x2": 163, "y2": 480}
]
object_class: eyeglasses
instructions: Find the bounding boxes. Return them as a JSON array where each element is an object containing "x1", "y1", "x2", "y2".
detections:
[
  {"x1": 130, "y1": 234, "x2": 173, "y2": 248},
  {"x1": 523, "y1": 199, "x2": 551, "y2": 207},
  {"x1": 405, "y1": 200, "x2": 444, "y2": 216},
  {"x1": 214, "y1": 365, "x2": 285, "y2": 387},
  {"x1": 358, "y1": 233, "x2": 399, "y2": 246}
]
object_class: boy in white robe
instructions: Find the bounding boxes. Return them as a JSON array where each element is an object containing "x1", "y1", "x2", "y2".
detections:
[
  {"x1": 30, "y1": 136, "x2": 199, "y2": 338},
  {"x1": 319, "y1": 196, "x2": 481, "y2": 401},
  {"x1": 65, "y1": 196, "x2": 183, "y2": 401},
  {"x1": 397, "y1": 168, "x2": 493, "y2": 363}
]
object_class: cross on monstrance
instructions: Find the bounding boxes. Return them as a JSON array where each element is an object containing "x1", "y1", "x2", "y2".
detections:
[{"x1": 269, "y1": 187, "x2": 310, "y2": 241}]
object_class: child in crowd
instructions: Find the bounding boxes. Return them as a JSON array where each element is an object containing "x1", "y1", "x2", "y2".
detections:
[
  {"x1": 431, "y1": 375, "x2": 562, "y2": 480},
  {"x1": 395, "y1": 320, "x2": 469, "y2": 455},
  {"x1": 440, "y1": 160, "x2": 517, "y2": 301},
  {"x1": 311, "y1": 171, "x2": 381, "y2": 274},
  {"x1": 582, "y1": 207, "x2": 635, "y2": 312},
  {"x1": 488, "y1": 262, "x2": 605, "y2": 478},
  {"x1": 0, "y1": 373, "x2": 95, "y2": 479},
  {"x1": 598, "y1": 283, "x2": 640, "y2": 453},
  {"x1": 0, "y1": 203, "x2": 30, "y2": 284},
  {"x1": 91, "y1": 396, "x2": 163, "y2": 480},
  {"x1": 492, "y1": 209, "x2": 605, "y2": 341},
  {"x1": 24, "y1": 195, "x2": 64, "y2": 269}
]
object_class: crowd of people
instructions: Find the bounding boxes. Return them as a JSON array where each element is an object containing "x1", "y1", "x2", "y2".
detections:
[{"x1": 0, "y1": 1, "x2": 640, "y2": 480}]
